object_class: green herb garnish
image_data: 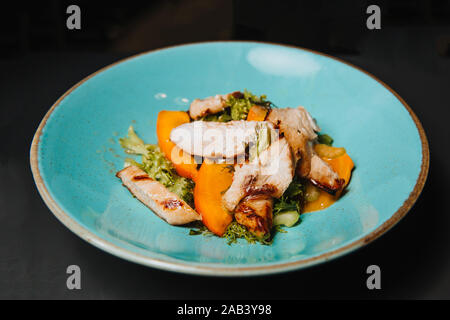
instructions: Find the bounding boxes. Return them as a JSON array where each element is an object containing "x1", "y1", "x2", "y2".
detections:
[
  {"x1": 228, "y1": 90, "x2": 270, "y2": 120},
  {"x1": 119, "y1": 125, "x2": 149, "y2": 155},
  {"x1": 199, "y1": 110, "x2": 232, "y2": 122},
  {"x1": 318, "y1": 133, "x2": 334, "y2": 146},
  {"x1": 200, "y1": 90, "x2": 272, "y2": 122},
  {"x1": 223, "y1": 222, "x2": 272, "y2": 245}
]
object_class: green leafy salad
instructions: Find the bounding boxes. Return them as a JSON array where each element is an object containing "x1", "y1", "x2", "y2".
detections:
[{"x1": 200, "y1": 90, "x2": 273, "y2": 122}]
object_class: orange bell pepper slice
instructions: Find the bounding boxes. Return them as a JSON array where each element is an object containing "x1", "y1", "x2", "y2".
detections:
[{"x1": 156, "y1": 110, "x2": 198, "y2": 181}]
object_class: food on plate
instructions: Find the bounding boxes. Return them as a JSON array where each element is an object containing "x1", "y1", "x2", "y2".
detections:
[
  {"x1": 194, "y1": 160, "x2": 234, "y2": 236},
  {"x1": 189, "y1": 92, "x2": 240, "y2": 120},
  {"x1": 156, "y1": 110, "x2": 199, "y2": 181},
  {"x1": 170, "y1": 120, "x2": 277, "y2": 159},
  {"x1": 266, "y1": 107, "x2": 344, "y2": 194},
  {"x1": 117, "y1": 90, "x2": 354, "y2": 244},
  {"x1": 116, "y1": 166, "x2": 201, "y2": 225},
  {"x1": 222, "y1": 137, "x2": 294, "y2": 212},
  {"x1": 234, "y1": 194, "x2": 273, "y2": 239},
  {"x1": 247, "y1": 105, "x2": 269, "y2": 121},
  {"x1": 119, "y1": 126, "x2": 195, "y2": 204}
]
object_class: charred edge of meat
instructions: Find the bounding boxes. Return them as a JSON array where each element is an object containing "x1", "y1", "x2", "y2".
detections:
[
  {"x1": 116, "y1": 168, "x2": 153, "y2": 182},
  {"x1": 233, "y1": 153, "x2": 245, "y2": 165},
  {"x1": 269, "y1": 118, "x2": 284, "y2": 137},
  {"x1": 161, "y1": 199, "x2": 184, "y2": 210},
  {"x1": 310, "y1": 178, "x2": 345, "y2": 196},
  {"x1": 236, "y1": 204, "x2": 254, "y2": 215},
  {"x1": 198, "y1": 107, "x2": 212, "y2": 118},
  {"x1": 249, "y1": 213, "x2": 269, "y2": 235},
  {"x1": 272, "y1": 118, "x2": 281, "y2": 130},
  {"x1": 245, "y1": 183, "x2": 276, "y2": 197},
  {"x1": 115, "y1": 168, "x2": 127, "y2": 178},
  {"x1": 266, "y1": 203, "x2": 273, "y2": 227},
  {"x1": 230, "y1": 91, "x2": 244, "y2": 99},
  {"x1": 235, "y1": 205, "x2": 271, "y2": 236}
]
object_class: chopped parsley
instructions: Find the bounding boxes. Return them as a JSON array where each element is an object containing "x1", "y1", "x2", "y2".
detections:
[{"x1": 223, "y1": 222, "x2": 272, "y2": 245}]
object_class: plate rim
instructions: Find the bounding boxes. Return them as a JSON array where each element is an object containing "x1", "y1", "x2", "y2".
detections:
[{"x1": 29, "y1": 41, "x2": 430, "y2": 276}]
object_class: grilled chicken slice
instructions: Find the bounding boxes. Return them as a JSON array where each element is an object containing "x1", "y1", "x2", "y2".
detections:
[
  {"x1": 267, "y1": 107, "x2": 343, "y2": 194},
  {"x1": 170, "y1": 120, "x2": 277, "y2": 159},
  {"x1": 116, "y1": 166, "x2": 201, "y2": 225},
  {"x1": 308, "y1": 154, "x2": 344, "y2": 194},
  {"x1": 235, "y1": 195, "x2": 273, "y2": 238},
  {"x1": 189, "y1": 91, "x2": 243, "y2": 119},
  {"x1": 267, "y1": 106, "x2": 318, "y2": 173},
  {"x1": 222, "y1": 137, "x2": 294, "y2": 212}
]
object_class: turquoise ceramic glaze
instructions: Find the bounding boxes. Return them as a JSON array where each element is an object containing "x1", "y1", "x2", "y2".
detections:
[{"x1": 31, "y1": 42, "x2": 428, "y2": 276}]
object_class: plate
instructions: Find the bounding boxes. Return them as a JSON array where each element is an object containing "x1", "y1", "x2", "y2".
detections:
[{"x1": 30, "y1": 42, "x2": 429, "y2": 276}]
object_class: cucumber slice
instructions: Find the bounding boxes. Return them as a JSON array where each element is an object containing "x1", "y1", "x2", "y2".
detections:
[{"x1": 273, "y1": 211, "x2": 300, "y2": 227}]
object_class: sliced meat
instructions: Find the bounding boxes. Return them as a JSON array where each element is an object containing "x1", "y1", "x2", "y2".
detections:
[
  {"x1": 308, "y1": 154, "x2": 345, "y2": 195},
  {"x1": 267, "y1": 106, "x2": 319, "y2": 164},
  {"x1": 222, "y1": 162, "x2": 259, "y2": 211},
  {"x1": 235, "y1": 195, "x2": 273, "y2": 238},
  {"x1": 267, "y1": 106, "x2": 343, "y2": 194},
  {"x1": 222, "y1": 137, "x2": 294, "y2": 212},
  {"x1": 170, "y1": 120, "x2": 277, "y2": 159},
  {"x1": 116, "y1": 166, "x2": 201, "y2": 225},
  {"x1": 189, "y1": 91, "x2": 242, "y2": 119},
  {"x1": 257, "y1": 136, "x2": 294, "y2": 194}
]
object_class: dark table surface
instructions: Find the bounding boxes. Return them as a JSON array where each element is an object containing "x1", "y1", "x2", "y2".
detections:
[{"x1": 1, "y1": 27, "x2": 449, "y2": 299}]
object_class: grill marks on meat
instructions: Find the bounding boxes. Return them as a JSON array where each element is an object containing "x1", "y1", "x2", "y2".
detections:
[
  {"x1": 308, "y1": 154, "x2": 345, "y2": 195},
  {"x1": 116, "y1": 166, "x2": 201, "y2": 225},
  {"x1": 222, "y1": 137, "x2": 294, "y2": 212},
  {"x1": 131, "y1": 174, "x2": 152, "y2": 181},
  {"x1": 162, "y1": 199, "x2": 184, "y2": 210},
  {"x1": 267, "y1": 107, "x2": 343, "y2": 194},
  {"x1": 235, "y1": 195, "x2": 273, "y2": 238},
  {"x1": 267, "y1": 106, "x2": 317, "y2": 164}
]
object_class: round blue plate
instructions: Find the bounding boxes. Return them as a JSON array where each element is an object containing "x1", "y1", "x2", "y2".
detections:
[{"x1": 30, "y1": 42, "x2": 429, "y2": 276}]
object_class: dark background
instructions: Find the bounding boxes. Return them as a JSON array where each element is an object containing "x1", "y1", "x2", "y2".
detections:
[{"x1": 0, "y1": 0, "x2": 449, "y2": 299}]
